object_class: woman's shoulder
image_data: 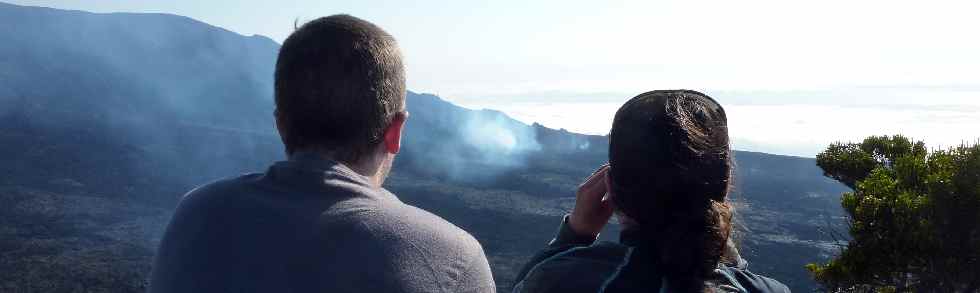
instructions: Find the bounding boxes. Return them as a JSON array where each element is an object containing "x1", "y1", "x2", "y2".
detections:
[
  {"x1": 514, "y1": 241, "x2": 631, "y2": 293},
  {"x1": 713, "y1": 264, "x2": 792, "y2": 293},
  {"x1": 514, "y1": 238, "x2": 792, "y2": 293},
  {"x1": 549, "y1": 241, "x2": 633, "y2": 264}
]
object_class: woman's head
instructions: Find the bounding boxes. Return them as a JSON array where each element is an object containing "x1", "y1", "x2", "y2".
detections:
[{"x1": 607, "y1": 90, "x2": 734, "y2": 291}]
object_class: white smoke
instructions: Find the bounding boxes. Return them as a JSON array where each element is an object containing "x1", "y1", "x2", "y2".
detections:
[{"x1": 461, "y1": 112, "x2": 541, "y2": 159}]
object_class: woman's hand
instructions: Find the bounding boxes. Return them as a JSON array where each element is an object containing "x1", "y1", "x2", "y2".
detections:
[{"x1": 568, "y1": 164, "x2": 614, "y2": 238}]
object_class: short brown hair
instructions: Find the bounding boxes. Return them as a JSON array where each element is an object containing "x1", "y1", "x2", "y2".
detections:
[{"x1": 274, "y1": 15, "x2": 405, "y2": 163}]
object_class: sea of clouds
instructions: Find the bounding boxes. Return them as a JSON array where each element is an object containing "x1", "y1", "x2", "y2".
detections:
[{"x1": 451, "y1": 87, "x2": 980, "y2": 157}]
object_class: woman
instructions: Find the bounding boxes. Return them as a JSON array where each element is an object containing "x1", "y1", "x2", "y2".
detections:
[{"x1": 513, "y1": 90, "x2": 790, "y2": 292}]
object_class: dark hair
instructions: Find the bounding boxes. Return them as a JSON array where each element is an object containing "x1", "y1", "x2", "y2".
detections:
[
  {"x1": 274, "y1": 15, "x2": 406, "y2": 163},
  {"x1": 608, "y1": 90, "x2": 734, "y2": 292}
]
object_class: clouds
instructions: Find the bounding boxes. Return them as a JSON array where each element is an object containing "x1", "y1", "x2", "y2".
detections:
[
  {"x1": 726, "y1": 103, "x2": 980, "y2": 157},
  {"x1": 453, "y1": 87, "x2": 980, "y2": 157}
]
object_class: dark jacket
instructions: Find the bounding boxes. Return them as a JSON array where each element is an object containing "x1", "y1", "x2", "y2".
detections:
[
  {"x1": 150, "y1": 153, "x2": 496, "y2": 293},
  {"x1": 513, "y1": 216, "x2": 790, "y2": 293}
]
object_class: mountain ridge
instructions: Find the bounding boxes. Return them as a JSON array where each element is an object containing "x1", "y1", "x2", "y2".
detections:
[{"x1": 0, "y1": 1, "x2": 278, "y2": 45}]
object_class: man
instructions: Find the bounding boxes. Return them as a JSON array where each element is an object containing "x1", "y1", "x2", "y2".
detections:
[{"x1": 150, "y1": 15, "x2": 496, "y2": 293}]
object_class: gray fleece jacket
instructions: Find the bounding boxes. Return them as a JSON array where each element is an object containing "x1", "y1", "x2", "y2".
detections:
[{"x1": 150, "y1": 153, "x2": 496, "y2": 293}]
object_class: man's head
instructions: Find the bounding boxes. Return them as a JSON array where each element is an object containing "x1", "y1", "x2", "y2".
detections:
[{"x1": 274, "y1": 15, "x2": 406, "y2": 170}]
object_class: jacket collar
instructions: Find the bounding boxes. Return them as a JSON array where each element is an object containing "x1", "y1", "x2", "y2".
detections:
[
  {"x1": 286, "y1": 151, "x2": 366, "y2": 178},
  {"x1": 262, "y1": 151, "x2": 377, "y2": 194}
]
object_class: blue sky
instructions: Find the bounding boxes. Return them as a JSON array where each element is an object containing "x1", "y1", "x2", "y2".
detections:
[{"x1": 9, "y1": 0, "x2": 980, "y2": 156}]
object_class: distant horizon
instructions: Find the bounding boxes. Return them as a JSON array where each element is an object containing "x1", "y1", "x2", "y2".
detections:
[
  {"x1": 446, "y1": 87, "x2": 980, "y2": 158},
  {"x1": 6, "y1": 0, "x2": 980, "y2": 157}
]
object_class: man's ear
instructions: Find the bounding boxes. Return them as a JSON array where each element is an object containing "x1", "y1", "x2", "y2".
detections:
[{"x1": 382, "y1": 112, "x2": 408, "y2": 154}]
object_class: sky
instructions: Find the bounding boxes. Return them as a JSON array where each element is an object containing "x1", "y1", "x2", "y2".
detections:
[{"x1": 9, "y1": 0, "x2": 980, "y2": 157}]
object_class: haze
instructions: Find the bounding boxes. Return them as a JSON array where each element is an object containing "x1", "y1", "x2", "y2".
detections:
[{"x1": 10, "y1": 0, "x2": 979, "y2": 157}]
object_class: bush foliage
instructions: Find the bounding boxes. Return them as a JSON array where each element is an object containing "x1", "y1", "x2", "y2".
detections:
[{"x1": 808, "y1": 135, "x2": 980, "y2": 292}]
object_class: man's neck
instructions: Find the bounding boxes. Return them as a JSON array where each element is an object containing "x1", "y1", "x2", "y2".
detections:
[
  {"x1": 292, "y1": 150, "x2": 384, "y2": 187},
  {"x1": 347, "y1": 159, "x2": 385, "y2": 187}
]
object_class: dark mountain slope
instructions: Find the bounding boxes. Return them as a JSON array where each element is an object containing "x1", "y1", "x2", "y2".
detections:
[
  {"x1": 0, "y1": 3, "x2": 848, "y2": 291},
  {"x1": 0, "y1": 1, "x2": 278, "y2": 131}
]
